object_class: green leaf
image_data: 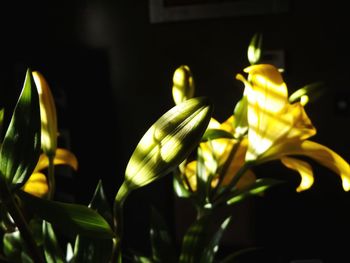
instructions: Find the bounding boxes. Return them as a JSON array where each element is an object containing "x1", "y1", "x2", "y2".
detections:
[
  {"x1": 132, "y1": 255, "x2": 154, "y2": 263},
  {"x1": 226, "y1": 178, "x2": 283, "y2": 205},
  {"x1": 201, "y1": 129, "x2": 234, "y2": 142},
  {"x1": 179, "y1": 214, "x2": 230, "y2": 263},
  {"x1": 200, "y1": 217, "x2": 231, "y2": 263},
  {"x1": 289, "y1": 82, "x2": 325, "y2": 104},
  {"x1": 3, "y1": 230, "x2": 33, "y2": 263},
  {"x1": 116, "y1": 97, "x2": 212, "y2": 203},
  {"x1": 247, "y1": 33, "x2": 263, "y2": 65},
  {"x1": 18, "y1": 191, "x2": 115, "y2": 239},
  {"x1": 173, "y1": 172, "x2": 191, "y2": 198},
  {"x1": 43, "y1": 221, "x2": 65, "y2": 263},
  {"x1": 150, "y1": 206, "x2": 177, "y2": 263},
  {"x1": 219, "y1": 247, "x2": 261, "y2": 263},
  {"x1": 74, "y1": 180, "x2": 113, "y2": 263},
  {"x1": 233, "y1": 96, "x2": 248, "y2": 138},
  {"x1": 0, "y1": 68, "x2": 41, "y2": 184}
]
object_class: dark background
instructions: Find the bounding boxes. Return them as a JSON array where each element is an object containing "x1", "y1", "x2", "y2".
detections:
[{"x1": 1, "y1": 1, "x2": 350, "y2": 262}]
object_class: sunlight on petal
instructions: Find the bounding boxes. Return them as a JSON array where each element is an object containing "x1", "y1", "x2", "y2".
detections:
[
  {"x1": 281, "y1": 156, "x2": 314, "y2": 192},
  {"x1": 22, "y1": 173, "x2": 49, "y2": 198},
  {"x1": 35, "y1": 148, "x2": 78, "y2": 172}
]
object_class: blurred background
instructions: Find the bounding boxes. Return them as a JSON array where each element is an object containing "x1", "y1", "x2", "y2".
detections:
[{"x1": 1, "y1": 1, "x2": 350, "y2": 262}]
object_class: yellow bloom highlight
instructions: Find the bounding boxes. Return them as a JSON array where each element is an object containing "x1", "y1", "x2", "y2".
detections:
[
  {"x1": 22, "y1": 173, "x2": 49, "y2": 198},
  {"x1": 32, "y1": 71, "x2": 57, "y2": 157},
  {"x1": 237, "y1": 64, "x2": 350, "y2": 191},
  {"x1": 22, "y1": 148, "x2": 78, "y2": 197},
  {"x1": 183, "y1": 117, "x2": 255, "y2": 192}
]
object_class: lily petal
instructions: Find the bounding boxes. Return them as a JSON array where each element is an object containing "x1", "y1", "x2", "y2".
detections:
[
  {"x1": 34, "y1": 148, "x2": 78, "y2": 172},
  {"x1": 281, "y1": 156, "x2": 314, "y2": 192},
  {"x1": 265, "y1": 140, "x2": 350, "y2": 191},
  {"x1": 22, "y1": 172, "x2": 49, "y2": 198}
]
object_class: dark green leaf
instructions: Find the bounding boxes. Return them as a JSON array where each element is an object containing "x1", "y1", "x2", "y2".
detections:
[
  {"x1": 3, "y1": 230, "x2": 33, "y2": 263},
  {"x1": 201, "y1": 129, "x2": 234, "y2": 142},
  {"x1": 74, "y1": 180, "x2": 113, "y2": 263},
  {"x1": 150, "y1": 206, "x2": 177, "y2": 263},
  {"x1": 132, "y1": 255, "x2": 154, "y2": 263},
  {"x1": 226, "y1": 178, "x2": 283, "y2": 205},
  {"x1": 18, "y1": 191, "x2": 114, "y2": 239},
  {"x1": 0, "y1": 108, "x2": 4, "y2": 140},
  {"x1": 43, "y1": 221, "x2": 65, "y2": 263},
  {"x1": 200, "y1": 217, "x2": 231, "y2": 263},
  {"x1": 219, "y1": 247, "x2": 261, "y2": 263},
  {"x1": 116, "y1": 97, "x2": 212, "y2": 203},
  {"x1": 179, "y1": 213, "x2": 230, "y2": 263},
  {"x1": 0, "y1": 69, "x2": 41, "y2": 184}
]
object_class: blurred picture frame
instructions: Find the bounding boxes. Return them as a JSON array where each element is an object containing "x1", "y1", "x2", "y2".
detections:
[{"x1": 149, "y1": 0, "x2": 289, "y2": 23}]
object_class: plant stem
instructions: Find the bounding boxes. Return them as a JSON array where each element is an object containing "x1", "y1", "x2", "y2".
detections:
[
  {"x1": 0, "y1": 180, "x2": 44, "y2": 263},
  {"x1": 47, "y1": 154, "x2": 55, "y2": 200}
]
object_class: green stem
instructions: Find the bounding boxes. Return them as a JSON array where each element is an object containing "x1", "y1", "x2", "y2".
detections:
[
  {"x1": 111, "y1": 182, "x2": 129, "y2": 263},
  {"x1": 212, "y1": 162, "x2": 252, "y2": 208},
  {"x1": 0, "y1": 180, "x2": 44, "y2": 263},
  {"x1": 47, "y1": 155, "x2": 55, "y2": 200}
]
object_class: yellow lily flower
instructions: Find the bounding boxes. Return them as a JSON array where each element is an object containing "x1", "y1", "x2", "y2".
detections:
[
  {"x1": 22, "y1": 148, "x2": 78, "y2": 197},
  {"x1": 236, "y1": 64, "x2": 350, "y2": 191},
  {"x1": 183, "y1": 117, "x2": 255, "y2": 192}
]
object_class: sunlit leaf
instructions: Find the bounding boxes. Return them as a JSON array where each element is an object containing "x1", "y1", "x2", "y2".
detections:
[
  {"x1": 150, "y1": 206, "x2": 176, "y2": 263},
  {"x1": 43, "y1": 221, "x2": 65, "y2": 263},
  {"x1": 201, "y1": 129, "x2": 234, "y2": 142},
  {"x1": 226, "y1": 178, "x2": 283, "y2": 205},
  {"x1": 116, "y1": 97, "x2": 212, "y2": 203},
  {"x1": 173, "y1": 173, "x2": 191, "y2": 198},
  {"x1": 74, "y1": 180, "x2": 113, "y2": 263},
  {"x1": 0, "y1": 68, "x2": 41, "y2": 184},
  {"x1": 18, "y1": 191, "x2": 114, "y2": 239},
  {"x1": 289, "y1": 82, "x2": 324, "y2": 105}
]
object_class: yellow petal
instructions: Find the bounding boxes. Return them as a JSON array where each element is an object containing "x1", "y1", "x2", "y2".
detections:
[
  {"x1": 237, "y1": 65, "x2": 316, "y2": 161},
  {"x1": 281, "y1": 156, "x2": 314, "y2": 192},
  {"x1": 184, "y1": 161, "x2": 197, "y2": 191},
  {"x1": 34, "y1": 148, "x2": 78, "y2": 172},
  {"x1": 220, "y1": 138, "x2": 256, "y2": 189},
  {"x1": 22, "y1": 173, "x2": 49, "y2": 198},
  {"x1": 265, "y1": 140, "x2": 350, "y2": 191}
]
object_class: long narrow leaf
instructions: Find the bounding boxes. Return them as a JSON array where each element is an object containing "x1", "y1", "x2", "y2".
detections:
[
  {"x1": 0, "y1": 69, "x2": 41, "y2": 184},
  {"x1": 18, "y1": 191, "x2": 114, "y2": 239},
  {"x1": 200, "y1": 217, "x2": 231, "y2": 263},
  {"x1": 43, "y1": 221, "x2": 65, "y2": 263},
  {"x1": 74, "y1": 180, "x2": 113, "y2": 263},
  {"x1": 150, "y1": 206, "x2": 177, "y2": 263}
]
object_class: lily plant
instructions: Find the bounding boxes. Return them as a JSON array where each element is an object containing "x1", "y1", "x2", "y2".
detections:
[{"x1": 0, "y1": 33, "x2": 349, "y2": 263}]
